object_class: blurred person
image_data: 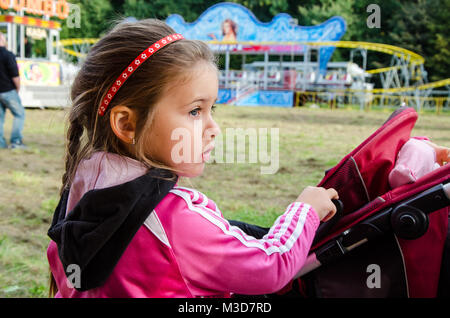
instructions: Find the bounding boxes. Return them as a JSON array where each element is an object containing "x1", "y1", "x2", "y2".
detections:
[
  {"x1": 0, "y1": 33, "x2": 27, "y2": 149},
  {"x1": 25, "y1": 37, "x2": 32, "y2": 58}
]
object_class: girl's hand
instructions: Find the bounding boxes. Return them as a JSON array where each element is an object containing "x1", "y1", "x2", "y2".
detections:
[
  {"x1": 425, "y1": 141, "x2": 450, "y2": 166},
  {"x1": 295, "y1": 186, "x2": 339, "y2": 222},
  {"x1": 435, "y1": 146, "x2": 449, "y2": 166}
]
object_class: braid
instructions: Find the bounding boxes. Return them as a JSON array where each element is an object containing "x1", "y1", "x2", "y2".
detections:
[{"x1": 60, "y1": 110, "x2": 85, "y2": 196}]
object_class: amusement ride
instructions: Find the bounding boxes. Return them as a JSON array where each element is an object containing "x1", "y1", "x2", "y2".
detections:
[{"x1": 1, "y1": 2, "x2": 448, "y2": 112}]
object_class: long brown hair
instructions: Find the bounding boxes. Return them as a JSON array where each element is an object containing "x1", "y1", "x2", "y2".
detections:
[{"x1": 49, "y1": 18, "x2": 217, "y2": 297}]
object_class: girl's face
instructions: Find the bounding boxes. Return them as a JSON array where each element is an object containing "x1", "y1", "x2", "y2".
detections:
[
  {"x1": 145, "y1": 62, "x2": 221, "y2": 178},
  {"x1": 223, "y1": 22, "x2": 232, "y2": 35}
]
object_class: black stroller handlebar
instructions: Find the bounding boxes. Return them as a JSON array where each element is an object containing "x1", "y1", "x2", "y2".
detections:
[
  {"x1": 310, "y1": 199, "x2": 344, "y2": 246},
  {"x1": 331, "y1": 199, "x2": 344, "y2": 215},
  {"x1": 295, "y1": 181, "x2": 450, "y2": 279}
]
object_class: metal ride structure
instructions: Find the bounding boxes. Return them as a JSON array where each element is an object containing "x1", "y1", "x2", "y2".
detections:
[
  {"x1": 57, "y1": 2, "x2": 449, "y2": 112},
  {"x1": 59, "y1": 36, "x2": 450, "y2": 112},
  {"x1": 58, "y1": 38, "x2": 97, "y2": 60},
  {"x1": 303, "y1": 41, "x2": 450, "y2": 112}
]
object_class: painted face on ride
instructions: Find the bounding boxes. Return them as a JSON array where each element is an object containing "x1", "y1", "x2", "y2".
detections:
[{"x1": 223, "y1": 21, "x2": 232, "y2": 35}]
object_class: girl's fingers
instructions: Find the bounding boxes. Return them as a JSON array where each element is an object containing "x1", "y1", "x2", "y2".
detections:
[
  {"x1": 326, "y1": 188, "x2": 339, "y2": 200},
  {"x1": 322, "y1": 198, "x2": 338, "y2": 223},
  {"x1": 322, "y1": 209, "x2": 336, "y2": 223},
  {"x1": 437, "y1": 147, "x2": 450, "y2": 166}
]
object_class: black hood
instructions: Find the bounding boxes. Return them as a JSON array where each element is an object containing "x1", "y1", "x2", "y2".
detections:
[{"x1": 47, "y1": 168, "x2": 177, "y2": 292}]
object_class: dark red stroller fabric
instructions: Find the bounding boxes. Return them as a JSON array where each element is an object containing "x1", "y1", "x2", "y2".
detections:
[
  {"x1": 317, "y1": 107, "x2": 418, "y2": 215},
  {"x1": 390, "y1": 168, "x2": 448, "y2": 297},
  {"x1": 303, "y1": 107, "x2": 449, "y2": 297}
]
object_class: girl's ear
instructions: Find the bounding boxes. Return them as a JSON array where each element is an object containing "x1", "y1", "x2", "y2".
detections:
[{"x1": 109, "y1": 106, "x2": 137, "y2": 144}]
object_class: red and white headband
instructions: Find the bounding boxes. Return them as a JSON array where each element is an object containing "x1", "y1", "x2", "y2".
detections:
[{"x1": 98, "y1": 33, "x2": 185, "y2": 116}]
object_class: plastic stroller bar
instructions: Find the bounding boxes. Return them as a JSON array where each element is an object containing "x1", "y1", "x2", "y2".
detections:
[
  {"x1": 295, "y1": 182, "x2": 450, "y2": 278},
  {"x1": 395, "y1": 182, "x2": 450, "y2": 216},
  {"x1": 444, "y1": 183, "x2": 450, "y2": 200}
]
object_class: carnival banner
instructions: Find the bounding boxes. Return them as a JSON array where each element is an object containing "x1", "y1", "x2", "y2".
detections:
[
  {"x1": 166, "y1": 2, "x2": 346, "y2": 72},
  {"x1": 17, "y1": 59, "x2": 61, "y2": 86}
]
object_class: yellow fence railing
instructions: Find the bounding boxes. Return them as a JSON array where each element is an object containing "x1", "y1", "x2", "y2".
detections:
[{"x1": 294, "y1": 90, "x2": 449, "y2": 114}]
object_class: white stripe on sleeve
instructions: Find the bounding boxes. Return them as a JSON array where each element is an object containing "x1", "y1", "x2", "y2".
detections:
[{"x1": 169, "y1": 188, "x2": 312, "y2": 256}]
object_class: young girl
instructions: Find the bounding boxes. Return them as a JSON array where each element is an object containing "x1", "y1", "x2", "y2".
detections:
[{"x1": 47, "y1": 19, "x2": 338, "y2": 298}]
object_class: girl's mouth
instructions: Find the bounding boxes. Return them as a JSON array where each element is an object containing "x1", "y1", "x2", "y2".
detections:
[
  {"x1": 202, "y1": 149, "x2": 212, "y2": 162},
  {"x1": 202, "y1": 144, "x2": 214, "y2": 162}
]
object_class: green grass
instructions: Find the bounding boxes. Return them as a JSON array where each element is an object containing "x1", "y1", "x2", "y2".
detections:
[{"x1": 0, "y1": 106, "x2": 449, "y2": 297}]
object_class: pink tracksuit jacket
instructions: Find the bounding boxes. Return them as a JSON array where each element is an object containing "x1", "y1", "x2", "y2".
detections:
[{"x1": 47, "y1": 151, "x2": 319, "y2": 298}]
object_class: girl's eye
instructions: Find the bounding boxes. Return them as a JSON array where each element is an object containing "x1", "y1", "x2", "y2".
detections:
[
  {"x1": 189, "y1": 108, "x2": 201, "y2": 117},
  {"x1": 190, "y1": 105, "x2": 216, "y2": 117}
]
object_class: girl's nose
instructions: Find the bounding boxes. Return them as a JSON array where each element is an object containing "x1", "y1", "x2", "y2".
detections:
[{"x1": 204, "y1": 116, "x2": 221, "y2": 140}]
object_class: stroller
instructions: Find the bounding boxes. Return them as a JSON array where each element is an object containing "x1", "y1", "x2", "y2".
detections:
[{"x1": 281, "y1": 107, "x2": 449, "y2": 298}]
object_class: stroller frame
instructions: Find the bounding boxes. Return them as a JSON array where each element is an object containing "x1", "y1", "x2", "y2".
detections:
[
  {"x1": 297, "y1": 182, "x2": 450, "y2": 278},
  {"x1": 293, "y1": 107, "x2": 450, "y2": 298}
]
